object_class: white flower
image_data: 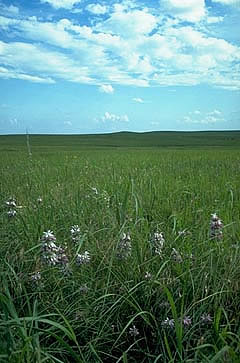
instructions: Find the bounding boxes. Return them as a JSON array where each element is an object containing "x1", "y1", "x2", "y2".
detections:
[
  {"x1": 200, "y1": 313, "x2": 212, "y2": 324},
  {"x1": 76, "y1": 251, "x2": 91, "y2": 265},
  {"x1": 71, "y1": 225, "x2": 80, "y2": 235},
  {"x1": 171, "y1": 248, "x2": 183, "y2": 263},
  {"x1": 116, "y1": 233, "x2": 132, "y2": 259},
  {"x1": 37, "y1": 197, "x2": 43, "y2": 204},
  {"x1": 161, "y1": 317, "x2": 175, "y2": 328},
  {"x1": 150, "y1": 231, "x2": 165, "y2": 255},
  {"x1": 41, "y1": 230, "x2": 56, "y2": 242},
  {"x1": 129, "y1": 325, "x2": 139, "y2": 337},
  {"x1": 7, "y1": 209, "x2": 17, "y2": 217},
  {"x1": 183, "y1": 316, "x2": 192, "y2": 327},
  {"x1": 210, "y1": 213, "x2": 223, "y2": 239},
  {"x1": 144, "y1": 271, "x2": 152, "y2": 280},
  {"x1": 5, "y1": 198, "x2": 17, "y2": 208},
  {"x1": 70, "y1": 225, "x2": 81, "y2": 242},
  {"x1": 30, "y1": 271, "x2": 41, "y2": 282}
]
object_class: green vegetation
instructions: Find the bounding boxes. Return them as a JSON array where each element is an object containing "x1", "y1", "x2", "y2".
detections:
[
  {"x1": 0, "y1": 133, "x2": 240, "y2": 362},
  {"x1": 1, "y1": 130, "x2": 240, "y2": 152}
]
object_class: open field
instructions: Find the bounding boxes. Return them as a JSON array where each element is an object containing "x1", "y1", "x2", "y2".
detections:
[{"x1": 0, "y1": 133, "x2": 240, "y2": 362}]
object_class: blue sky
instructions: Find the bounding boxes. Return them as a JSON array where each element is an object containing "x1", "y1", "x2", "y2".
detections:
[{"x1": 0, "y1": 0, "x2": 239, "y2": 134}]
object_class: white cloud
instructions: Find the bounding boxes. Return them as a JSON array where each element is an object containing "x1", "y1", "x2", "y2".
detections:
[
  {"x1": 133, "y1": 97, "x2": 144, "y2": 103},
  {"x1": 183, "y1": 110, "x2": 224, "y2": 124},
  {"x1": 207, "y1": 16, "x2": 224, "y2": 24},
  {"x1": 101, "y1": 112, "x2": 129, "y2": 122},
  {"x1": 96, "y1": 8, "x2": 157, "y2": 37},
  {"x1": 99, "y1": 84, "x2": 114, "y2": 93},
  {"x1": 0, "y1": 65, "x2": 55, "y2": 83},
  {"x1": 211, "y1": 0, "x2": 240, "y2": 5},
  {"x1": 40, "y1": 0, "x2": 81, "y2": 9},
  {"x1": 161, "y1": 0, "x2": 206, "y2": 22},
  {"x1": 0, "y1": 3, "x2": 239, "y2": 91},
  {"x1": 86, "y1": 4, "x2": 108, "y2": 15},
  {"x1": 64, "y1": 120, "x2": 72, "y2": 126}
]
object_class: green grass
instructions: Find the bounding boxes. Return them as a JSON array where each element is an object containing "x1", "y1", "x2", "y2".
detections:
[
  {"x1": 0, "y1": 133, "x2": 240, "y2": 362},
  {"x1": 1, "y1": 130, "x2": 240, "y2": 152}
]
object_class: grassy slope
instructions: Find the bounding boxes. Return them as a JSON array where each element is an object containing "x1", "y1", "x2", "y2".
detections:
[{"x1": 0, "y1": 131, "x2": 240, "y2": 152}]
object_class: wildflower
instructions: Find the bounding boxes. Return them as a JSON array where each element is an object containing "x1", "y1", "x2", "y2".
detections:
[
  {"x1": 200, "y1": 313, "x2": 212, "y2": 324},
  {"x1": 7, "y1": 209, "x2": 17, "y2": 218},
  {"x1": 183, "y1": 316, "x2": 192, "y2": 327},
  {"x1": 144, "y1": 271, "x2": 152, "y2": 280},
  {"x1": 210, "y1": 213, "x2": 223, "y2": 239},
  {"x1": 5, "y1": 198, "x2": 17, "y2": 208},
  {"x1": 70, "y1": 225, "x2": 81, "y2": 243},
  {"x1": 57, "y1": 248, "x2": 69, "y2": 265},
  {"x1": 150, "y1": 232, "x2": 165, "y2": 256},
  {"x1": 116, "y1": 233, "x2": 132, "y2": 259},
  {"x1": 41, "y1": 230, "x2": 56, "y2": 242},
  {"x1": 37, "y1": 197, "x2": 43, "y2": 204},
  {"x1": 76, "y1": 251, "x2": 90, "y2": 265},
  {"x1": 171, "y1": 248, "x2": 183, "y2": 263},
  {"x1": 178, "y1": 230, "x2": 187, "y2": 237},
  {"x1": 41, "y1": 230, "x2": 68, "y2": 266},
  {"x1": 129, "y1": 325, "x2": 139, "y2": 337},
  {"x1": 161, "y1": 317, "x2": 175, "y2": 328},
  {"x1": 30, "y1": 271, "x2": 41, "y2": 282},
  {"x1": 79, "y1": 284, "x2": 89, "y2": 294}
]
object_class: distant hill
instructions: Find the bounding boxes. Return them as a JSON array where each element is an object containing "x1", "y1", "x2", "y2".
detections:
[{"x1": 0, "y1": 131, "x2": 240, "y2": 151}]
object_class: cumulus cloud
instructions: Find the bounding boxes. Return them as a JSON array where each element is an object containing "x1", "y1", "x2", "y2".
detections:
[
  {"x1": 0, "y1": 4, "x2": 19, "y2": 15},
  {"x1": 0, "y1": 1, "x2": 239, "y2": 90},
  {"x1": 183, "y1": 109, "x2": 224, "y2": 124},
  {"x1": 101, "y1": 112, "x2": 129, "y2": 122},
  {"x1": 40, "y1": 0, "x2": 81, "y2": 9},
  {"x1": 86, "y1": 4, "x2": 108, "y2": 14},
  {"x1": 211, "y1": 0, "x2": 240, "y2": 5},
  {"x1": 133, "y1": 97, "x2": 144, "y2": 103},
  {"x1": 161, "y1": 0, "x2": 206, "y2": 22},
  {"x1": 207, "y1": 16, "x2": 224, "y2": 23},
  {"x1": 99, "y1": 84, "x2": 114, "y2": 93},
  {"x1": 96, "y1": 8, "x2": 157, "y2": 37}
]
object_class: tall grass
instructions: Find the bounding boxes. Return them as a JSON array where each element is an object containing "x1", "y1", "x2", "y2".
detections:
[{"x1": 0, "y1": 144, "x2": 240, "y2": 362}]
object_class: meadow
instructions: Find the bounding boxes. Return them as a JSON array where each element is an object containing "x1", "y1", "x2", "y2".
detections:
[{"x1": 0, "y1": 132, "x2": 240, "y2": 362}]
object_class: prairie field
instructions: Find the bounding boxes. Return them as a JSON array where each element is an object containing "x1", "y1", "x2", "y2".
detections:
[{"x1": 0, "y1": 132, "x2": 240, "y2": 362}]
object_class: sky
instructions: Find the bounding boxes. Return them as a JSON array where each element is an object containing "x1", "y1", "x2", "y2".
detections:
[{"x1": 0, "y1": 0, "x2": 239, "y2": 134}]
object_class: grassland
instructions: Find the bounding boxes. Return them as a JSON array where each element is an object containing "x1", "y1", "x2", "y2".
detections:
[{"x1": 0, "y1": 132, "x2": 240, "y2": 362}]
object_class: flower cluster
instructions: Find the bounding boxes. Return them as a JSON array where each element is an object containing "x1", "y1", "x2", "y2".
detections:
[
  {"x1": 76, "y1": 251, "x2": 91, "y2": 265},
  {"x1": 116, "y1": 233, "x2": 132, "y2": 259},
  {"x1": 171, "y1": 248, "x2": 183, "y2": 263},
  {"x1": 41, "y1": 230, "x2": 68, "y2": 266},
  {"x1": 30, "y1": 271, "x2": 41, "y2": 283},
  {"x1": 161, "y1": 314, "x2": 212, "y2": 329},
  {"x1": 161, "y1": 317, "x2": 175, "y2": 328},
  {"x1": 70, "y1": 225, "x2": 81, "y2": 243},
  {"x1": 5, "y1": 197, "x2": 17, "y2": 218},
  {"x1": 129, "y1": 325, "x2": 139, "y2": 337},
  {"x1": 200, "y1": 313, "x2": 212, "y2": 324},
  {"x1": 210, "y1": 213, "x2": 223, "y2": 239},
  {"x1": 150, "y1": 232, "x2": 165, "y2": 256}
]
